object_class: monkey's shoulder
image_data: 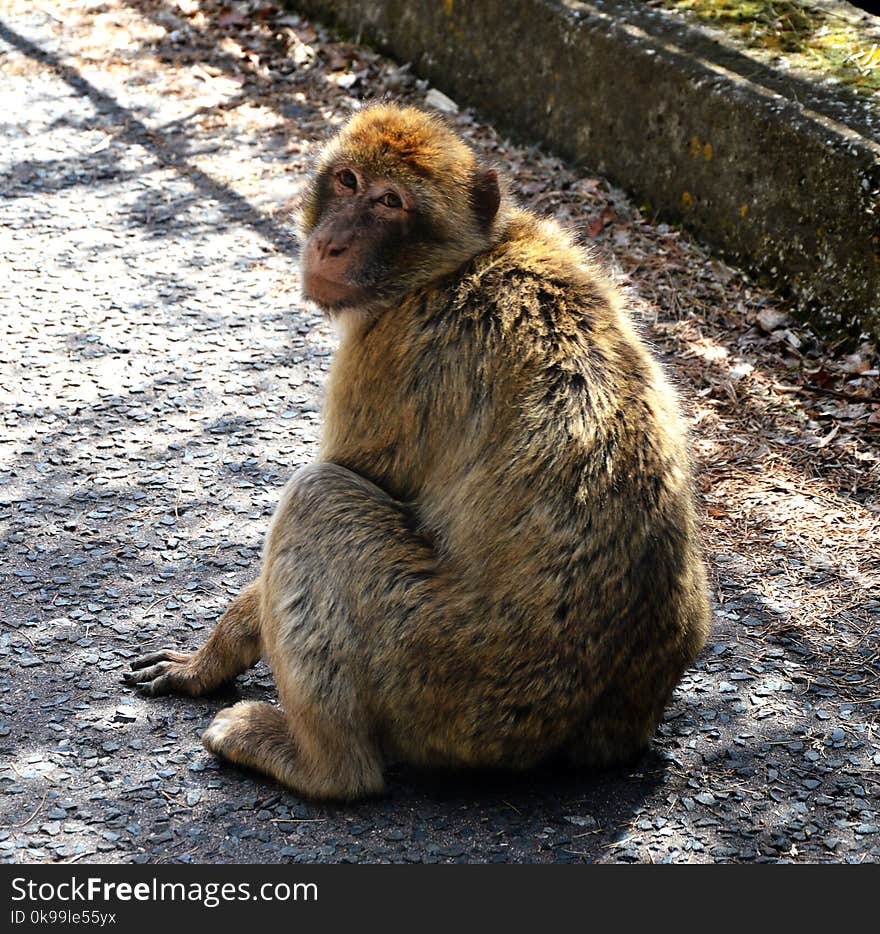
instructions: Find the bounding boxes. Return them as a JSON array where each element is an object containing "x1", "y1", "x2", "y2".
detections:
[
  {"x1": 425, "y1": 237, "x2": 652, "y2": 396},
  {"x1": 441, "y1": 215, "x2": 620, "y2": 347}
]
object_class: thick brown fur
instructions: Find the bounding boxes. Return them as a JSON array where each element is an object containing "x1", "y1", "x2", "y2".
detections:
[{"x1": 126, "y1": 103, "x2": 710, "y2": 800}]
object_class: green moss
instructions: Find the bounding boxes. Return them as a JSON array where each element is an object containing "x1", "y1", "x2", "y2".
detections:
[{"x1": 659, "y1": 1, "x2": 880, "y2": 96}]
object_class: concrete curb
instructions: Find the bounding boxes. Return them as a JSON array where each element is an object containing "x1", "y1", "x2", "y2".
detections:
[{"x1": 290, "y1": 0, "x2": 880, "y2": 340}]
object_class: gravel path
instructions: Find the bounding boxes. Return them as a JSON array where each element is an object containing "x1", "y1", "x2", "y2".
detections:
[{"x1": 1, "y1": 0, "x2": 878, "y2": 864}]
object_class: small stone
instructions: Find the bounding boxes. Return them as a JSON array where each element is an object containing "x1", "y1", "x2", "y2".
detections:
[
  {"x1": 563, "y1": 815, "x2": 597, "y2": 829},
  {"x1": 755, "y1": 308, "x2": 790, "y2": 333},
  {"x1": 424, "y1": 88, "x2": 458, "y2": 113}
]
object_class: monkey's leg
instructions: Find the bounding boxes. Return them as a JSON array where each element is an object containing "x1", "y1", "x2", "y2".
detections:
[
  {"x1": 198, "y1": 462, "x2": 450, "y2": 800},
  {"x1": 124, "y1": 581, "x2": 263, "y2": 697}
]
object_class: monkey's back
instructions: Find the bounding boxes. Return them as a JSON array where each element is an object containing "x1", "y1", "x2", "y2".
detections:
[{"x1": 320, "y1": 210, "x2": 710, "y2": 769}]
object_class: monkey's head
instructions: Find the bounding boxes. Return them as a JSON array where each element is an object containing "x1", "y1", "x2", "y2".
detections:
[{"x1": 299, "y1": 103, "x2": 507, "y2": 315}]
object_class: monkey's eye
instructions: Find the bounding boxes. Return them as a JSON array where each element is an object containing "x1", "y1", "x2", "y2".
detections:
[
  {"x1": 337, "y1": 169, "x2": 358, "y2": 191},
  {"x1": 378, "y1": 192, "x2": 403, "y2": 209}
]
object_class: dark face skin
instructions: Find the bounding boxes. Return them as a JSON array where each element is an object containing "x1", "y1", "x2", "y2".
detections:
[{"x1": 302, "y1": 166, "x2": 416, "y2": 311}]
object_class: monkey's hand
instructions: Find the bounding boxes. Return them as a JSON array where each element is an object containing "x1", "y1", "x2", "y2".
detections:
[{"x1": 123, "y1": 649, "x2": 204, "y2": 697}]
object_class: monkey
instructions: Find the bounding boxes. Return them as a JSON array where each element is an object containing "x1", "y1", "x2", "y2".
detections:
[{"x1": 124, "y1": 103, "x2": 710, "y2": 801}]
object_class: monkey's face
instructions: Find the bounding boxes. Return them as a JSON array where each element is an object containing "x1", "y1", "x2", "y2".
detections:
[
  {"x1": 302, "y1": 165, "x2": 421, "y2": 313},
  {"x1": 299, "y1": 104, "x2": 505, "y2": 317}
]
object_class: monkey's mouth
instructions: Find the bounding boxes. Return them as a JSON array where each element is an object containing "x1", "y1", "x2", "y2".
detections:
[{"x1": 302, "y1": 269, "x2": 368, "y2": 310}]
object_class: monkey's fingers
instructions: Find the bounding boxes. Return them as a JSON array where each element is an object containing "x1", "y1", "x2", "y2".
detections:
[
  {"x1": 123, "y1": 660, "x2": 197, "y2": 697},
  {"x1": 129, "y1": 649, "x2": 192, "y2": 671},
  {"x1": 123, "y1": 661, "x2": 173, "y2": 686}
]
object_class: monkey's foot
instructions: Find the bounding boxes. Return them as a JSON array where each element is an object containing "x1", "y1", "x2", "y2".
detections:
[
  {"x1": 123, "y1": 649, "x2": 204, "y2": 697},
  {"x1": 201, "y1": 702, "x2": 385, "y2": 801},
  {"x1": 201, "y1": 702, "x2": 290, "y2": 769}
]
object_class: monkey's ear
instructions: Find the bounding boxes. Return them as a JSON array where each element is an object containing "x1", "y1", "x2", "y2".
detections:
[{"x1": 470, "y1": 168, "x2": 501, "y2": 230}]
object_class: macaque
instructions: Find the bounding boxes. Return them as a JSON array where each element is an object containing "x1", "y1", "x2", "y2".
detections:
[{"x1": 126, "y1": 104, "x2": 710, "y2": 800}]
